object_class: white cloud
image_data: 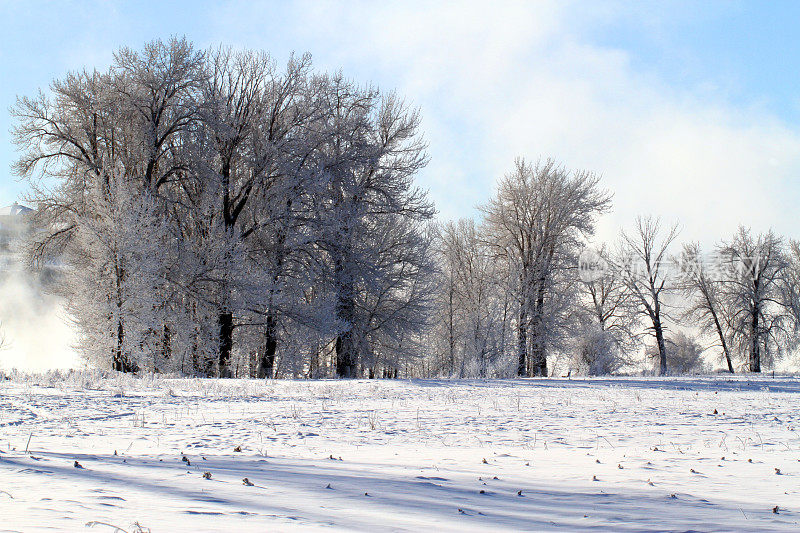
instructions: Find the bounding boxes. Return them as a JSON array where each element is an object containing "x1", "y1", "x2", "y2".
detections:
[
  {"x1": 213, "y1": 0, "x2": 800, "y2": 246},
  {"x1": 11, "y1": 0, "x2": 797, "y2": 247}
]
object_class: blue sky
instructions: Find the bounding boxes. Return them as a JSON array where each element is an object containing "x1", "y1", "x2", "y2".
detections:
[{"x1": 2, "y1": 0, "x2": 800, "y2": 244}]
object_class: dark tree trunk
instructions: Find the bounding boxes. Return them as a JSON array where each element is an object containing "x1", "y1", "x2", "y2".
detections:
[
  {"x1": 336, "y1": 329, "x2": 356, "y2": 378},
  {"x1": 218, "y1": 311, "x2": 234, "y2": 377},
  {"x1": 654, "y1": 316, "x2": 668, "y2": 375},
  {"x1": 710, "y1": 310, "x2": 734, "y2": 373},
  {"x1": 217, "y1": 153, "x2": 242, "y2": 379},
  {"x1": 530, "y1": 310, "x2": 547, "y2": 377},
  {"x1": 529, "y1": 281, "x2": 548, "y2": 377},
  {"x1": 191, "y1": 333, "x2": 200, "y2": 375},
  {"x1": 308, "y1": 341, "x2": 317, "y2": 379},
  {"x1": 162, "y1": 324, "x2": 172, "y2": 361},
  {"x1": 112, "y1": 318, "x2": 137, "y2": 373},
  {"x1": 517, "y1": 308, "x2": 527, "y2": 377},
  {"x1": 530, "y1": 340, "x2": 547, "y2": 377},
  {"x1": 750, "y1": 308, "x2": 761, "y2": 372},
  {"x1": 257, "y1": 312, "x2": 278, "y2": 379},
  {"x1": 112, "y1": 318, "x2": 125, "y2": 371},
  {"x1": 111, "y1": 255, "x2": 136, "y2": 373},
  {"x1": 335, "y1": 258, "x2": 357, "y2": 378}
]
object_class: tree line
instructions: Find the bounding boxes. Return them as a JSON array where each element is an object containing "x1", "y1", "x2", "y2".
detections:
[{"x1": 12, "y1": 38, "x2": 800, "y2": 378}]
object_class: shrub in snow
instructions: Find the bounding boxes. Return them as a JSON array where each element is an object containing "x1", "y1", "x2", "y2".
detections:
[
  {"x1": 573, "y1": 328, "x2": 625, "y2": 376},
  {"x1": 647, "y1": 332, "x2": 707, "y2": 374}
]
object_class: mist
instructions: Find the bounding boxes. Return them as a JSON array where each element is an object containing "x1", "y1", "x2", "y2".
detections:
[{"x1": 0, "y1": 265, "x2": 80, "y2": 372}]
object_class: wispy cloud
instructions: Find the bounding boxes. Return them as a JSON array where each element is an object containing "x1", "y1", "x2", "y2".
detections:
[
  {"x1": 205, "y1": 0, "x2": 800, "y2": 245},
  {"x1": 4, "y1": 0, "x2": 800, "y2": 246}
]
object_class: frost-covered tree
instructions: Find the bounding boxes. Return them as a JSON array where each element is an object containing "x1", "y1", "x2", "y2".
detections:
[
  {"x1": 779, "y1": 240, "x2": 800, "y2": 351},
  {"x1": 186, "y1": 48, "x2": 317, "y2": 377},
  {"x1": 430, "y1": 219, "x2": 514, "y2": 377},
  {"x1": 309, "y1": 75, "x2": 433, "y2": 378},
  {"x1": 572, "y1": 246, "x2": 639, "y2": 375},
  {"x1": 13, "y1": 69, "x2": 129, "y2": 371},
  {"x1": 13, "y1": 39, "x2": 435, "y2": 377},
  {"x1": 12, "y1": 38, "x2": 205, "y2": 372},
  {"x1": 481, "y1": 158, "x2": 611, "y2": 377},
  {"x1": 114, "y1": 38, "x2": 206, "y2": 371}
]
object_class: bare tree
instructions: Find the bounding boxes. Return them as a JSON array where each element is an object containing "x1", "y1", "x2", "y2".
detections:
[
  {"x1": 12, "y1": 38, "x2": 208, "y2": 374},
  {"x1": 718, "y1": 227, "x2": 787, "y2": 372},
  {"x1": 615, "y1": 216, "x2": 679, "y2": 375},
  {"x1": 680, "y1": 242, "x2": 734, "y2": 373},
  {"x1": 575, "y1": 245, "x2": 639, "y2": 374},
  {"x1": 482, "y1": 158, "x2": 611, "y2": 377},
  {"x1": 578, "y1": 246, "x2": 639, "y2": 348}
]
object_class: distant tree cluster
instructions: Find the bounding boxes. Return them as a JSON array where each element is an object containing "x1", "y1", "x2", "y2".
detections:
[
  {"x1": 13, "y1": 38, "x2": 800, "y2": 377},
  {"x1": 426, "y1": 196, "x2": 800, "y2": 377}
]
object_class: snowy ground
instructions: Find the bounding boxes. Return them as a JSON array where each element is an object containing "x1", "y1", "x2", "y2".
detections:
[{"x1": 1, "y1": 375, "x2": 799, "y2": 532}]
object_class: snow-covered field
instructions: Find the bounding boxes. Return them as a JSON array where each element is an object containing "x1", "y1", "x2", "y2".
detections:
[{"x1": 1, "y1": 375, "x2": 799, "y2": 532}]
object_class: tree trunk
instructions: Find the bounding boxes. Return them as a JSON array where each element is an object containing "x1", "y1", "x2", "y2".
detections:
[
  {"x1": 218, "y1": 311, "x2": 234, "y2": 377},
  {"x1": 218, "y1": 155, "x2": 238, "y2": 379},
  {"x1": 529, "y1": 277, "x2": 548, "y2": 377},
  {"x1": 257, "y1": 312, "x2": 278, "y2": 379},
  {"x1": 517, "y1": 307, "x2": 527, "y2": 377},
  {"x1": 448, "y1": 283, "x2": 456, "y2": 375},
  {"x1": 111, "y1": 253, "x2": 135, "y2": 373},
  {"x1": 750, "y1": 308, "x2": 761, "y2": 372},
  {"x1": 191, "y1": 332, "x2": 200, "y2": 375},
  {"x1": 259, "y1": 237, "x2": 286, "y2": 379},
  {"x1": 336, "y1": 329, "x2": 356, "y2": 378},
  {"x1": 710, "y1": 310, "x2": 734, "y2": 373},
  {"x1": 112, "y1": 319, "x2": 137, "y2": 373},
  {"x1": 654, "y1": 317, "x2": 668, "y2": 375},
  {"x1": 529, "y1": 339, "x2": 547, "y2": 377},
  {"x1": 529, "y1": 310, "x2": 547, "y2": 377},
  {"x1": 161, "y1": 324, "x2": 172, "y2": 362},
  {"x1": 335, "y1": 258, "x2": 357, "y2": 378},
  {"x1": 112, "y1": 318, "x2": 125, "y2": 371}
]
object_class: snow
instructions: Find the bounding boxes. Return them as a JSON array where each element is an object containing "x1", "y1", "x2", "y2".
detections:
[
  {"x1": 0, "y1": 203, "x2": 32, "y2": 218},
  {"x1": 1, "y1": 375, "x2": 799, "y2": 531}
]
